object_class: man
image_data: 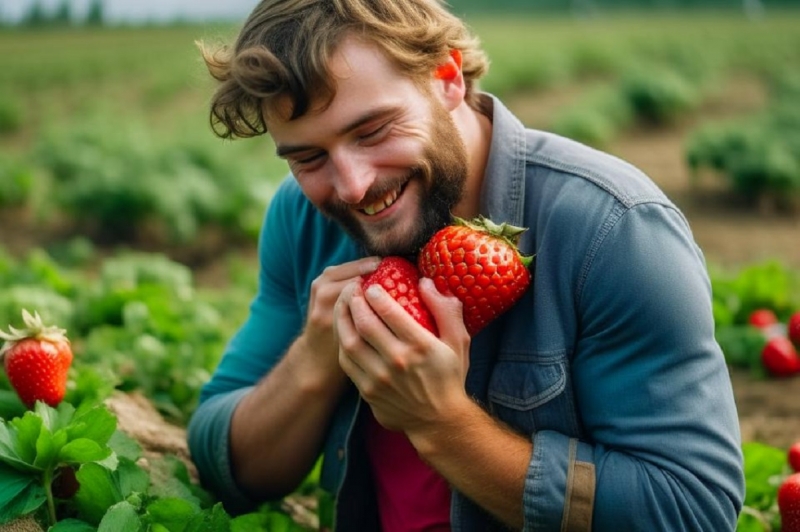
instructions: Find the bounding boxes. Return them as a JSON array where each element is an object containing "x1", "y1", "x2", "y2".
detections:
[{"x1": 187, "y1": 0, "x2": 745, "y2": 530}]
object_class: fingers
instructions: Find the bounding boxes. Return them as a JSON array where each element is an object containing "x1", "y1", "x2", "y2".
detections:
[{"x1": 419, "y1": 277, "x2": 469, "y2": 342}]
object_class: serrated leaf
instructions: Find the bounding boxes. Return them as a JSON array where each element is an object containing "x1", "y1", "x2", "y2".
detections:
[
  {"x1": 0, "y1": 472, "x2": 46, "y2": 525},
  {"x1": 33, "y1": 426, "x2": 69, "y2": 470},
  {"x1": 9, "y1": 412, "x2": 42, "y2": 465},
  {"x1": 73, "y1": 462, "x2": 124, "y2": 525},
  {"x1": 0, "y1": 464, "x2": 38, "y2": 524},
  {"x1": 67, "y1": 406, "x2": 117, "y2": 446},
  {"x1": 184, "y1": 503, "x2": 231, "y2": 532},
  {"x1": 0, "y1": 422, "x2": 40, "y2": 473},
  {"x1": 108, "y1": 430, "x2": 142, "y2": 462},
  {"x1": 146, "y1": 497, "x2": 199, "y2": 532},
  {"x1": 35, "y1": 401, "x2": 74, "y2": 433},
  {"x1": 97, "y1": 501, "x2": 142, "y2": 532},
  {"x1": 50, "y1": 518, "x2": 99, "y2": 532},
  {"x1": 117, "y1": 457, "x2": 150, "y2": 497},
  {"x1": 230, "y1": 513, "x2": 269, "y2": 532},
  {"x1": 59, "y1": 438, "x2": 111, "y2": 464}
]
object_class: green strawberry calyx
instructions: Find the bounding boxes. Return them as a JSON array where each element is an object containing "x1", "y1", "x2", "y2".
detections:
[
  {"x1": 453, "y1": 215, "x2": 535, "y2": 269},
  {"x1": 0, "y1": 309, "x2": 70, "y2": 359}
]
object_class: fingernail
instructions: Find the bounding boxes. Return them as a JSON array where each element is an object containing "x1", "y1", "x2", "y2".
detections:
[{"x1": 365, "y1": 284, "x2": 384, "y2": 300}]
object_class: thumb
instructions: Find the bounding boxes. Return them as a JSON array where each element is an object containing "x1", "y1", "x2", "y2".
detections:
[{"x1": 419, "y1": 277, "x2": 467, "y2": 340}]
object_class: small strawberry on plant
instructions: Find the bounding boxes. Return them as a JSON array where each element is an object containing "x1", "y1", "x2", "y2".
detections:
[
  {"x1": 418, "y1": 215, "x2": 533, "y2": 336},
  {"x1": 779, "y1": 472, "x2": 800, "y2": 532},
  {"x1": 789, "y1": 311, "x2": 800, "y2": 348},
  {"x1": 761, "y1": 336, "x2": 800, "y2": 378},
  {"x1": 748, "y1": 308, "x2": 779, "y2": 329},
  {"x1": 362, "y1": 256, "x2": 438, "y2": 335},
  {"x1": 790, "y1": 441, "x2": 800, "y2": 474},
  {"x1": 0, "y1": 309, "x2": 73, "y2": 408}
]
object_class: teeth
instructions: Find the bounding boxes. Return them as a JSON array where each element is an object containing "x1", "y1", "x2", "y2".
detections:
[{"x1": 362, "y1": 187, "x2": 400, "y2": 216}]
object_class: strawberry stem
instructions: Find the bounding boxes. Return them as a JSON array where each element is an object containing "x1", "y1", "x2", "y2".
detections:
[{"x1": 43, "y1": 466, "x2": 57, "y2": 526}]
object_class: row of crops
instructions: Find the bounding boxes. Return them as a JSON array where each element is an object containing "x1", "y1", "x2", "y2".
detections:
[{"x1": 1, "y1": 9, "x2": 800, "y2": 531}]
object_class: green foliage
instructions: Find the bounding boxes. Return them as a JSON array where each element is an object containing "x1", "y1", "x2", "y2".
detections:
[
  {"x1": 549, "y1": 85, "x2": 633, "y2": 147},
  {"x1": 736, "y1": 442, "x2": 789, "y2": 532},
  {"x1": 619, "y1": 66, "x2": 700, "y2": 125},
  {"x1": 710, "y1": 261, "x2": 800, "y2": 374},
  {"x1": 686, "y1": 89, "x2": 800, "y2": 202}
]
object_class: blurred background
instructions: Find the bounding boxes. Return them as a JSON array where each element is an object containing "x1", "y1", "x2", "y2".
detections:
[{"x1": 0, "y1": 1, "x2": 799, "y2": 528}]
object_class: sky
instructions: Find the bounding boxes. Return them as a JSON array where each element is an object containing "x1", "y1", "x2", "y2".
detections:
[{"x1": 0, "y1": 0, "x2": 259, "y2": 24}]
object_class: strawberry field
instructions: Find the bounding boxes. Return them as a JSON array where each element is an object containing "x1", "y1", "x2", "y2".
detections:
[{"x1": 1, "y1": 10, "x2": 800, "y2": 531}]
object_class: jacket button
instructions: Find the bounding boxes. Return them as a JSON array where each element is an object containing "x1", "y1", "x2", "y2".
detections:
[{"x1": 337, "y1": 448, "x2": 345, "y2": 460}]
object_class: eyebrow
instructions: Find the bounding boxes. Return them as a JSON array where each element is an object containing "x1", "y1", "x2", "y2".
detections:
[{"x1": 275, "y1": 105, "x2": 398, "y2": 158}]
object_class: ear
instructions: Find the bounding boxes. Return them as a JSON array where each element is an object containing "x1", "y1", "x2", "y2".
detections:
[{"x1": 432, "y1": 49, "x2": 465, "y2": 111}]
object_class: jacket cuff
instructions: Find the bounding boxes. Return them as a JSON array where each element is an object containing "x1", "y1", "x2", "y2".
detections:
[{"x1": 524, "y1": 431, "x2": 596, "y2": 532}]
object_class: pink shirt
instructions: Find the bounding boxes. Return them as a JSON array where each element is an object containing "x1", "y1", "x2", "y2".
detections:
[{"x1": 365, "y1": 410, "x2": 452, "y2": 531}]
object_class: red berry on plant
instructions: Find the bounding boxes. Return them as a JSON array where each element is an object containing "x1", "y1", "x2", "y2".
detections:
[
  {"x1": 779, "y1": 473, "x2": 800, "y2": 532},
  {"x1": 0, "y1": 310, "x2": 73, "y2": 408},
  {"x1": 748, "y1": 308, "x2": 779, "y2": 329},
  {"x1": 790, "y1": 441, "x2": 800, "y2": 474},
  {"x1": 789, "y1": 311, "x2": 800, "y2": 348},
  {"x1": 761, "y1": 336, "x2": 800, "y2": 377}
]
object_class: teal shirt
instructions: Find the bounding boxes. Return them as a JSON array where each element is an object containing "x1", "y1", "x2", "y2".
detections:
[{"x1": 188, "y1": 95, "x2": 744, "y2": 531}]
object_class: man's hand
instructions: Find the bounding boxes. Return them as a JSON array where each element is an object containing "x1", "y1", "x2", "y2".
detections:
[
  {"x1": 298, "y1": 256, "x2": 382, "y2": 386},
  {"x1": 335, "y1": 276, "x2": 472, "y2": 432}
]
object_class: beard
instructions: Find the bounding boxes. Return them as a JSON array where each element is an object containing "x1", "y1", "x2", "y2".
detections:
[{"x1": 320, "y1": 100, "x2": 469, "y2": 257}]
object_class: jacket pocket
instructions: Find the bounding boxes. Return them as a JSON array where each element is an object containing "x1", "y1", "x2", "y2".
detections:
[{"x1": 487, "y1": 351, "x2": 578, "y2": 435}]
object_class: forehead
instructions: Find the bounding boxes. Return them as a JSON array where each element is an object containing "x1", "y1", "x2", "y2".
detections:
[{"x1": 266, "y1": 36, "x2": 425, "y2": 138}]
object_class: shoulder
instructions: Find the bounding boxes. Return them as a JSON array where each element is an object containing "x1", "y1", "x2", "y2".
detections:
[{"x1": 524, "y1": 129, "x2": 671, "y2": 210}]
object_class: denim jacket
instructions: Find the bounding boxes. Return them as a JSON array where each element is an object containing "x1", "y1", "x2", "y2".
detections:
[{"x1": 187, "y1": 94, "x2": 744, "y2": 531}]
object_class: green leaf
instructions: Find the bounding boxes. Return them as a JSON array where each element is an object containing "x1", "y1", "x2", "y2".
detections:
[
  {"x1": 50, "y1": 518, "x2": 99, "y2": 532},
  {"x1": 59, "y1": 438, "x2": 112, "y2": 464},
  {"x1": 146, "y1": 498, "x2": 199, "y2": 532},
  {"x1": 33, "y1": 426, "x2": 68, "y2": 470},
  {"x1": 68, "y1": 405, "x2": 117, "y2": 446},
  {"x1": 108, "y1": 430, "x2": 142, "y2": 462},
  {"x1": 0, "y1": 472, "x2": 46, "y2": 525},
  {"x1": 10, "y1": 412, "x2": 43, "y2": 465},
  {"x1": 0, "y1": 464, "x2": 41, "y2": 524},
  {"x1": 97, "y1": 501, "x2": 142, "y2": 532},
  {"x1": 230, "y1": 513, "x2": 268, "y2": 532},
  {"x1": 184, "y1": 503, "x2": 231, "y2": 532},
  {"x1": 73, "y1": 462, "x2": 124, "y2": 525},
  {"x1": 742, "y1": 441, "x2": 787, "y2": 510},
  {"x1": 116, "y1": 457, "x2": 150, "y2": 498},
  {"x1": 0, "y1": 422, "x2": 40, "y2": 473},
  {"x1": 35, "y1": 401, "x2": 75, "y2": 433}
]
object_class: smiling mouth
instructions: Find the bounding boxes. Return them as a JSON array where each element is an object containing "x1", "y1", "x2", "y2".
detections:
[{"x1": 359, "y1": 182, "x2": 407, "y2": 216}]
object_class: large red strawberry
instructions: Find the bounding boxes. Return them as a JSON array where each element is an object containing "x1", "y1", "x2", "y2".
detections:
[
  {"x1": 761, "y1": 336, "x2": 800, "y2": 377},
  {"x1": 789, "y1": 311, "x2": 800, "y2": 348},
  {"x1": 362, "y1": 256, "x2": 438, "y2": 335},
  {"x1": 418, "y1": 216, "x2": 533, "y2": 336},
  {"x1": 779, "y1": 472, "x2": 800, "y2": 532},
  {"x1": 0, "y1": 310, "x2": 73, "y2": 408}
]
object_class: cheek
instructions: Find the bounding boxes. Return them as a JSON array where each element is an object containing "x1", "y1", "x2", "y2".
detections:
[{"x1": 296, "y1": 174, "x2": 333, "y2": 207}]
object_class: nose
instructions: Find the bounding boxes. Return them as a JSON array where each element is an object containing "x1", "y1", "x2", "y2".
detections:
[{"x1": 330, "y1": 151, "x2": 373, "y2": 205}]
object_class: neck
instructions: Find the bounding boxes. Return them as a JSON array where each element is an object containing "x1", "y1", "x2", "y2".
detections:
[{"x1": 451, "y1": 101, "x2": 493, "y2": 220}]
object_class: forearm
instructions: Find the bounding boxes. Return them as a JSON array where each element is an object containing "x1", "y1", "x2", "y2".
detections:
[
  {"x1": 230, "y1": 334, "x2": 350, "y2": 499},
  {"x1": 407, "y1": 398, "x2": 530, "y2": 529}
]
